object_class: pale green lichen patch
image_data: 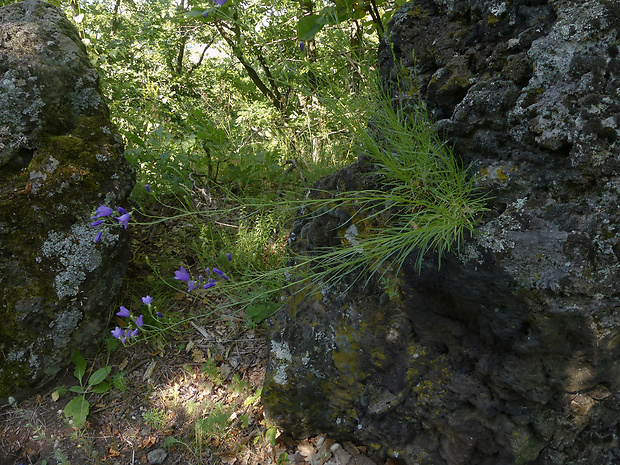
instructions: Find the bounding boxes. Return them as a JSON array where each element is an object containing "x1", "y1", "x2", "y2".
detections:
[
  {"x1": 269, "y1": 340, "x2": 293, "y2": 386},
  {"x1": 40, "y1": 223, "x2": 105, "y2": 299}
]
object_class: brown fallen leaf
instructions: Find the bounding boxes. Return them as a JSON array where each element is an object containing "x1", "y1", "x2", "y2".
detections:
[
  {"x1": 297, "y1": 438, "x2": 316, "y2": 458},
  {"x1": 139, "y1": 435, "x2": 157, "y2": 449},
  {"x1": 106, "y1": 447, "x2": 121, "y2": 458}
]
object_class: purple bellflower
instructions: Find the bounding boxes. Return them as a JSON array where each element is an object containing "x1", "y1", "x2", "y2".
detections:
[
  {"x1": 134, "y1": 315, "x2": 144, "y2": 328},
  {"x1": 144, "y1": 184, "x2": 152, "y2": 193},
  {"x1": 117, "y1": 306, "x2": 130, "y2": 317},
  {"x1": 213, "y1": 268, "x2": 230, "y2": 280},
  {"x1": 115, "y1": 213, "x2": 131, "y2": 229},
  {"x1": 174, "y1": 266, "x2": 190, "y2": 282},
  {"x1": 142, "y1": 295, "x2": 153, "y2": 305},
  {"x1": 94, "y1": 231, "x2": 103, "y2": 243},
  {"x1": 95, "y1": 205, "x2": 113, "y2": 217}
]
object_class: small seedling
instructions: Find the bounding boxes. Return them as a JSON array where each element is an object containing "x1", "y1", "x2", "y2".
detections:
[{"x1": 63, "y1": 349, "x2": 112, "y2": 429}]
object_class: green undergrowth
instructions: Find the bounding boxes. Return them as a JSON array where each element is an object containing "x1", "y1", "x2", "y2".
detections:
[
  {"x1": 123, "y1": 70, "x2": 489, "y2": 332},
  {"x1": 179, "y1": 79, "x2": 488, "y2": 302}
]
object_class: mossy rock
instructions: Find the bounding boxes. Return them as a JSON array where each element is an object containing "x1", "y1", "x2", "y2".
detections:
[
  {"x1": 267, "y1": 0, "x2": 620, "y2": 464},
  {"x1": 0, "y1": 0, "x2": 135, "y2": 403}
]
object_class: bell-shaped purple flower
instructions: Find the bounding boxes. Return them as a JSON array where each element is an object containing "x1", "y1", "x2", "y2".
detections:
[
  {"x1": 94, "y1": 231, "x2": 103, "y2": 243},
  {"x1": 187, "y1": 280, "x2": 198, "y2": 292},
  {"x1": 111, "y1": 327, "x2": 124, "y2": 339},
  {"x1": 134, "y1": 314, "x2": 144, "y2": 328},
  {"x1": 174, "y1": 266, "x2": 190, "y2": 282},
  {"x1": 116, "y1": 306, "x2": 130, "y2": 317},
  {"x1": 226, "y1": 253, "x2": 232, "y2": 261},
  {"x1": 144, "y1": 184, "x2": 152, "y2": 193},
  {"x1": 91, "y1": 220, "x2": 104, "y2": 227},
  {"x1": 95, "y1": 205, "x2": 113, "y2": 217},
  {"x1": 115, "y1": 213, "x2": 131, "y2": 229},
  {"x1": 213, "y1": 268, "x2": 230, "y2": 280},
  {"x1": 142, "y1": 295, "x2": 153, "y2": 305}
]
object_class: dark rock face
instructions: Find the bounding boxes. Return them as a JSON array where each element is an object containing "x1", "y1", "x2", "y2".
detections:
[
  {"x1": 263, "y1": 1, "x2": 620, "y2": 464},
  {"x1": 0, "y1": 1, "x2": 134, "y2": 402}
]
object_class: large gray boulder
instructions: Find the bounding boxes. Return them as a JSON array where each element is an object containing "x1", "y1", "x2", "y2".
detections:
[
  {"x1": 262, "y1": 1, "x2": 620, "y2": 464},
  {"x1": 0, "y1": 1, "x2": 134, "y2": 402}
]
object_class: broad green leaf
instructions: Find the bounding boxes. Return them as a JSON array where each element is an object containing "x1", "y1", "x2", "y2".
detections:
[
  {"x1": 297, "y1": 15, "x2": 324, "y2": 41},
  {"x1": 184, "y1": 8, "x2": 207, "y2": 18},
  {"x1": 71, "y1": 349, "x2": 87, "y2": 384},
  {"x1": 69, "y1": 386, "x2": 85, "y2": 394},
  {"x1": 88, "y1": 366, "x2": 112, "y2": 387},
  {"x1": 265, "y1": 426, "x2": 277, "y2": 446},
  {"x1": 246, "y1": 301, "x2": 279, "y2": 326},
  {"x1": 125, "y1": 132, "x2": 145, "y2": 148},
  {"x1": 91, "y1": 382, "x2": 111, "y2": 394},
  {"x1": 64, "y1": 395, "x2": 89, "y2": 429}
]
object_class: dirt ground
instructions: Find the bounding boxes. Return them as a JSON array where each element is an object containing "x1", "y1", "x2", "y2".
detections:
[{"x1": 0, "y1": 313, "x2": 394, "y2": 465}]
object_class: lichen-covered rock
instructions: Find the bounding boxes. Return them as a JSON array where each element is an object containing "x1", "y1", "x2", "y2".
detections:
[
  {"x1": 263, "y1": 1, "x2": 620, "y2": 464},
  {"x1": 0, "y1": 0, "x2": 134, "y2": 402}
]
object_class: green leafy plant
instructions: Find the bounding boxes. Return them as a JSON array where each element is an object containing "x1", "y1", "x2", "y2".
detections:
[
  {"x1": 200, "y1": 71, "x2": 488, "y2": 297},
  {"x1": 53, "y1": 449, "x2": 71, "y2": 465},
  {"x1": 62, "y1": 349, "x2": 111, "y2": 429},
  {"x1": 144, "y1": 407, "x2": 167, "y2": 429},
  {"x1": 111, "y1": 371, "x2": 128, "y2": 392},
  {"x1": 201, "y1": 358, "x2": 224, "y2": 385}
]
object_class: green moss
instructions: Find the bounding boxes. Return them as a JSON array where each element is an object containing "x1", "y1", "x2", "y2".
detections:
[
  {"x1": 0, "y1": 360, "x2": 30, "y2": 399},
  {"x1": 407, "y1": 5, "x2": 424, "y2": 18},
  {"x1": 405, "y1": 343, "x2": 450, "y2": 418}
]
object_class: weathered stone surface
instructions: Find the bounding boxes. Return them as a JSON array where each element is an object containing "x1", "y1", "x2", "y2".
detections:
[
  {"x1": 0, "y1": 1, "x2": 134, "y2": 402},
  {"x1": 263, "y1": 1, "x2": 620, "y2": 464}
]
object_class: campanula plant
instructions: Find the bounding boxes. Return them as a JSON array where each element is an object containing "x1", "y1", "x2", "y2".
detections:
[
  {"x1": 110, "y1": 294, "x2": 171, "y2": 345},
  {"x1": 91, "y1": 204, "x2": 133, "y2": 242}
]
